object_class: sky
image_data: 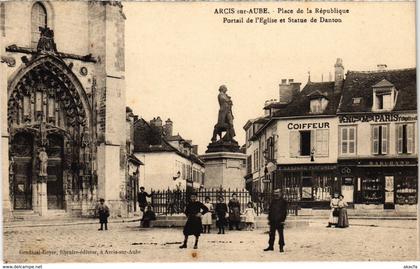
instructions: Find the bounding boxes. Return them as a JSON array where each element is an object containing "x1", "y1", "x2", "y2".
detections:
[{"x1": 124, "y1": 2, "x2": 416, "y2": 154}]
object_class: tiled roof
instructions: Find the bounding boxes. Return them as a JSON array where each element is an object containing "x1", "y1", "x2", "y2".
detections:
[
  {"x1": 338, "y1": 68, "x2": 416, "y2": 113},
  {"x1": 273, "y1": 81, "x2": 339, "y2": 117},
  {"x1": 133, "y1": 118, "x2": 203, "y2": 166}
]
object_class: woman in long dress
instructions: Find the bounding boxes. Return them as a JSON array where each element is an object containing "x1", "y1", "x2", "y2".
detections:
[
  {"x1": 202, "y1": 196, "x2": 214, "y2": 233},
  {"x1": 327, "y1": 193, "x2": 340, "y2": 228},
  {"x1": 179, "y1": 193, "x2": 209, "y2": 249},
  {"x1": 337, "y1": 195, "x2": 349, "y2": 228}
]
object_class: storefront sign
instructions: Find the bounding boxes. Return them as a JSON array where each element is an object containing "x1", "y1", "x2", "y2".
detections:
[
  {"x1": 359, "y1": 160, "x2": 417, "y2": 167},
  {"x1": 280, "y1": 164, "x2": 337, "y2": 171},
  {"x1": 339, "y1": 113, "x2": 417, "y2": 124},
  {"x1": 287, "y1": 122, "x2": 330, "y2": 130}
]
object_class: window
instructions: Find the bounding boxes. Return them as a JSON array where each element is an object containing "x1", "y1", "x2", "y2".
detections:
[
  {"x1": 340, "y1": 126, "x2": 356, "y2": 155},
  {"x1": 31, "y1": 2, "x2": 47, "y2": 47},
  {"x1": 372, "y1": 80, "x2": 397, "y2": 111},
  {"x1": 397, "y1": 124, "x2": 415, "y2": 154},
  {"x1": 310, "y1": 98, "x2": 328, "y2": 114},
  {"x1": 300, "y1": 131, "x2": 311, "y2": 156},
  {"x1": 290, "y1": 129, "x2": 329, "y2": 157},
  {"x1": 253, "y1": 150, "x2": 259, "y2": 172},
  {"x1": 352, "y1": 97, "x2": 362, "y2": 105},
  {"x1": 266, "y1": 137, "x2": 275, "y2": 161},
  {"x1": 376, "y1": 93, "x2": 392, "y2": 110},
  {"x1": 372, "y1": 125, "x2": 388, "y2": 155},
  {"x1": 246, "y1": 155, "x2": 252, "y2": 174}
]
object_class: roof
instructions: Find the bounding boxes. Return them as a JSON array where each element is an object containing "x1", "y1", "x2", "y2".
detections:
[
  {"x1": 128, "y1": 154, "x2": 144, "y2": 166},
  {"x1": 133, "y1": 118, "x2": 204, "y2": 166},
  {"x1": 273, "y1": 81, "x2": 339, "y2": 117},
  {"x1": 338, "y1": 68, "x2": 416, "y2": 113},
  {"x1": 166, "y1": 134, "x2": 184, "y2": 142}
]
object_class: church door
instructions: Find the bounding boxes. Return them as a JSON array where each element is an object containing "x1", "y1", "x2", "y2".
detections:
[
  {"x1": 12, "y1": 133, "x2": 34, "y2": 210},
  {"x1": 46, "y1": 134, "x2": 64, "y2": 209}
]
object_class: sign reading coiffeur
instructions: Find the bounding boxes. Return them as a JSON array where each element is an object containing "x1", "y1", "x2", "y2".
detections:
[{"x1": 287, "y1": 122, "x2": 330, "y2": 130}]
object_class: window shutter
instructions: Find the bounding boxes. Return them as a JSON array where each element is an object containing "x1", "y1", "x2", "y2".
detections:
[
  {"x1": 289, "y1": 131, "x2": 300, "y2": 157},
  {"x1": 407, "y1": 124, "x2": 414, "y2": 154},
  {"x1": 397, "y1": 125, "x2": 403, "y2": 154},
  {"x1": 381, "y1": 125, "x2": 388, "y2": 154},
  {"x1": 340, "y1": 127, "x2": 347, "y2": 155},
  {"x1": 372, "y1": 126, "x2": 379, "y2": 154},
  {"x1": 349, "y1": 127, "x2": 355, "y2": 154},
  {"x1": 311, "y1": 130, "x2": 316, "y2": 155},
  {"x1": 316, "y1": 129, "x2": 329, "y2": 156}
]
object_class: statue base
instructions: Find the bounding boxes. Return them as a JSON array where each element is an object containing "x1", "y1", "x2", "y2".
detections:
[
  {"x1": 200, "y1": 151, "x2": 246, "y2": 190},
  {"x1": 205, "y1": 140, "x2": 240, "y2": 153}
]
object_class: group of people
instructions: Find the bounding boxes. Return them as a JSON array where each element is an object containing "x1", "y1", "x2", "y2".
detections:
[
  {"x1": 180, "y1": 191, "x2": 288, "y2": 251},
  {"x1": 327, "y1": 193, "x2": 349, "y2": 228},
  {"x1": 201, "y1": 194, "x2": 258, "y2": 234},
  {"x1": 95, "y1": 187, "x2": 349, "y2": 253}
]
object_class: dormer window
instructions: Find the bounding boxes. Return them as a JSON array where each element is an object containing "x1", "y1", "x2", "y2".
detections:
[
  {"x1": 309, "y1": 97, "x2": 329, "y2": 114},
  {"x1": 372, "y1": 79, "x2": 397, "y2": 111},
  {"x1": 308, "y1": 90, "x2": 329, "y2": 114}
]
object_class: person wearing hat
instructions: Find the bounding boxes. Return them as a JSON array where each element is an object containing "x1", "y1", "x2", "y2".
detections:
[
  {"x1": 179, "y1": 192, "x2": 209, "y2": 249},
  {"x1": 264, "y1": 191, "x2": 288, "y2": 252},
  {"x1": 137, "y1": 186, "x2": 152, "y2": 212}
]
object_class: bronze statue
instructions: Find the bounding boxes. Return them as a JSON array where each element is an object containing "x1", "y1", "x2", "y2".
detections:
[
  {"x1": 211, "y1": 85, "x2": 236, "y2": 143},
  {"x1": 38, "y1": 147, "x2": 48, "y2": 177}
]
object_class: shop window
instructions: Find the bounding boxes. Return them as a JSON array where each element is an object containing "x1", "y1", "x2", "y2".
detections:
[
  {"x1": 362, "y1": 177, "x2": 383, "y2": 204},
  {"x1": 395, "y1": 176, "x2": 417, "y2": 204},
  {"x1": 372, "y1": 125, "x2": 388, "y2": 155},
  {"x1": 300, "y1": 131, "x2": 311, "y2": 156},
  {"x1": 31, "y1": 2, "x2": 47, "y2": 47},
  {"x1": 312, "y1": 175, "x2": 332, "y2": 201},
  {"x1": 340, "y1": 126, "x2": 356, "y2": 155},
  {"x1": 397, "y1": 124, "x2": 415, "y2": 154}
]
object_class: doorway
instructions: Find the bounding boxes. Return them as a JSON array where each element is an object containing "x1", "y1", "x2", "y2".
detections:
[
  {"x1": 12, "y1": 133, "x2": 34, "y2": 210},
  {"x1": 46, "y1": 134, "x2": 64, "y2": 209}
]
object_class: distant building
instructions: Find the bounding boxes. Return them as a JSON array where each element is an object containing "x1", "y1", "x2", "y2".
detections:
[{"x1": 133, "y1": 117, "x2": 205, "y2": 191}]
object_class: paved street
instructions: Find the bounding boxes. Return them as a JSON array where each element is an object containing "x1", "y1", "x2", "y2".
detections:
[{"x1": 3, "y1": 219, "x2": 417, "y2": 263}]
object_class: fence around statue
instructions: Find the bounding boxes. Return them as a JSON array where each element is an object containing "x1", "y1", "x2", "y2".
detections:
[{"x1": 150, "y1": 188, "x2": 298, "y2": 216}]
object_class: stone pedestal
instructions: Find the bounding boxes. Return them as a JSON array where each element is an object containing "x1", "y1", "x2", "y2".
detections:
[
  {"x1": 33, "y1": 179, "x2": 48, "y2": 216},
  {"x1": 200, "y1": 152, "x2": 246, "y2": 190}
]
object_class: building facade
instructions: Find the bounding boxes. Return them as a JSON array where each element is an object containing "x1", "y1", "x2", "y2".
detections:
[
  {"x1": 133, "y1": 117, "x2": 205, "y2": 192},
  {"x1": 337, "y1": 68, "x2": 417, "y2": 210},
  {"x1": 1, "y1": 1, "x2": 134, "y2": 218},
  {"x1": 244, "y1": 59, "x2": 417, "y2": 211}
]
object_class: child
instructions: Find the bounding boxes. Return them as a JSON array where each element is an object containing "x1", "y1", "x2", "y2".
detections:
[
  {"x1": 141, "y1": 204, "x2": 157, "y2": 228},
  {"x1": 96, "y1": 198, "x2": 110, "y2": 231},
  {"x1": 215, "y1": 196, "x2": 228, "y2": 234},
  {"x1": 202, "y1": 196, "x2": 213, "y2": 233},
  {"x1": 243, "y1": 201, "x2": 256, "y2": 231}
]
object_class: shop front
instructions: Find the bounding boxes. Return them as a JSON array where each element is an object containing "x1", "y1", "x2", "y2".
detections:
[
  {"x1": 275, "y1": 164, "x2": 339, "y2": 209},
  {"x1": 338, "y1": 158, "x2": 418, "y2": 210}
]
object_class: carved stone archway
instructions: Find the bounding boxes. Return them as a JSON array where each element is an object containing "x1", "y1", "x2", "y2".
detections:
[{"x1": 7, "y1": 52, "x2": 96, "y2": 215}]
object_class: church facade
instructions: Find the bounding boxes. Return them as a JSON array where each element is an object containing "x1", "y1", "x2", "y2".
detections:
[{"x1": 1, "y1": 1, "x2": 134, "y2": 219}]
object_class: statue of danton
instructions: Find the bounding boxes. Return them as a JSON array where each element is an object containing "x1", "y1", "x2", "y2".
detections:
[{"x1": 211, "y1": 85, "x2": 236, "y2": 143}]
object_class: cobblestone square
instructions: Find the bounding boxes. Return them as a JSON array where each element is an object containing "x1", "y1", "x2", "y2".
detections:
[{"x1": 3, "y1": 219, "x2": 418, "y2": 263}]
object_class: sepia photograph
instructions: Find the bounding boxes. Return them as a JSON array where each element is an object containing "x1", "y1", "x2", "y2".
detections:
[{"x1": 0, "y1": 0, "x2": 418, "y2": 266}]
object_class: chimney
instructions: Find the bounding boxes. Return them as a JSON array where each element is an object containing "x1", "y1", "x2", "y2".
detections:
[
  {"x1": 192, "y1": 145, "x2": 198, "y2": 155},
  {"x1": 334, "y1": 58, "x2": 344, "y2": 90},
  {"x1": 163, "y1": 118, "x2": 173, "y2": 137},
  {"x1": 377, "y1": 64, "x2": 387, "y2": 71},
  {"x1": 279, "y1": 79, "x2": 300, "y2": 104},
  {"x1": 150, "y1": 117, "x2": 156, "y2": 126},
  {"x1": 154, "y1": 116, "x2": 162, "y2": 127},
  {"x1": 133, "y1": 115, "x2": 139, "y2": 122}
]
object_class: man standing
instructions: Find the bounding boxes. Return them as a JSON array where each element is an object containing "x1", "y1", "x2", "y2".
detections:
[
  {"x1": 264, "y1": 191, "x2": 288, "y2": 252},
  {"x1": 179, "y1": 192, "x2": 209, "y2": 249},
  {"x1": 137, "y1": 187, "x2": 152, "y2": 212}
]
